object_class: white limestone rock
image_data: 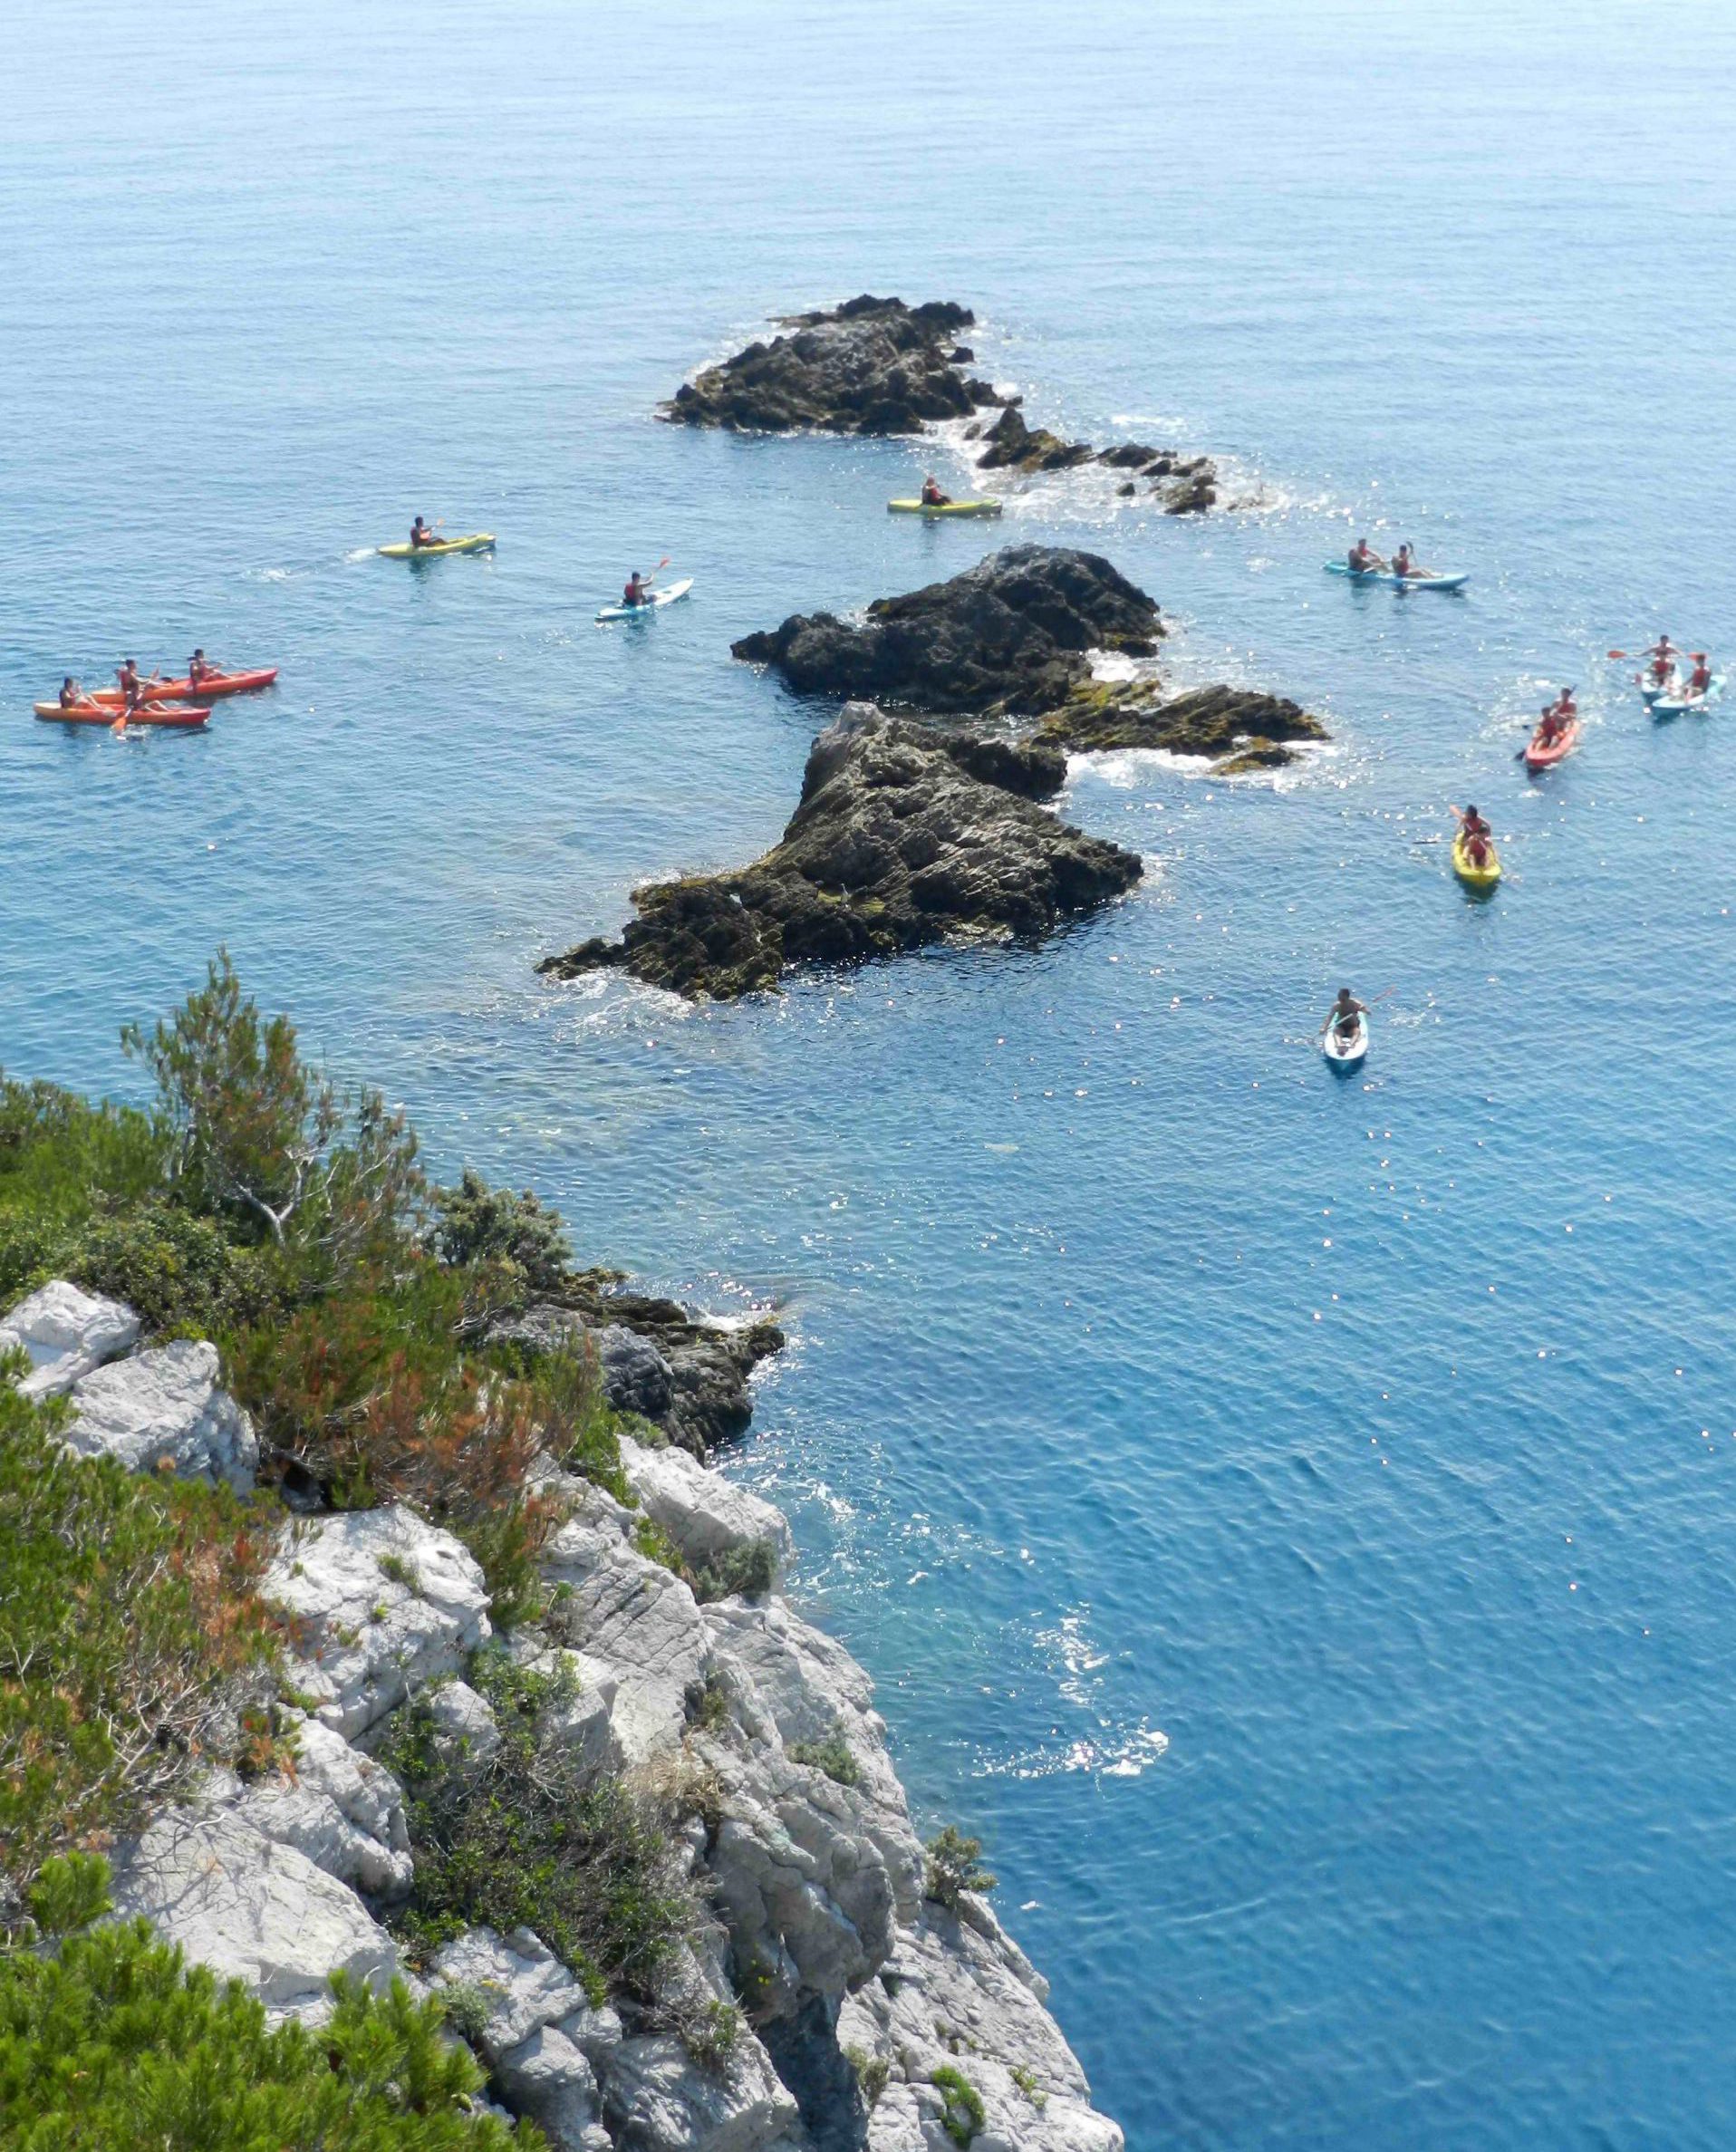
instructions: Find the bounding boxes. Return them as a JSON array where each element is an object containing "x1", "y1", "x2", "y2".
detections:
[
  {"x1": 621, "y1": 1434, "x2": 793, "y2": 1582},
  {"x1": 64, "y1": 1339, "x2": 257, "y2": 1491},
  {"x1": 539, "y1": 1514, "x2": 709, "y2": 1762},
  {"x1": 265, "y1": 1507, "x2": 491, "y2": 1739},
  {"x1": 497, "y1": 2023, "x2": 610, "y2": 2152},
  {"x1": 227, "y1": 1718, "x2": 413, "y2": 1898},
  {"x1": 0, "y1": 1279, "x2": 139, "y2": 1398},
  {"x1": 598, "y1": 2028, "x2": 799, "y2": 2152},
  {"x1": 430, "y1": 1925, "x2": 622, "y2": 2064},
  {"x1": 109, "y1": 1809, "x2": 398, "y2": 2021},
  {"x1": 423, "y1": 1678, "x2": 503, "y2": 1769}
]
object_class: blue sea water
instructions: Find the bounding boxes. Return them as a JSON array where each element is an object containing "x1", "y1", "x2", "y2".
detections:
[{"x1": 5, "y1": 1, "x2": 1736, "y2": 2143}]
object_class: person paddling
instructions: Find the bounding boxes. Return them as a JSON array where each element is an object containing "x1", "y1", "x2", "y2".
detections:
[
  {"x1": 188, "y1": 648, "x2": 222, "y2": 688},
  {"x1": 1347, "y1": 537, "x2": 1387, "y2": 574},
  {"x1": 622, "y1": 569, "x2": 656, "y2": 609},
  {"x1": 410, "y1": 516, "x2": 439, "y2": 550},
  {"x1": 1536, "y1": 688, "x2": 1577, "y2": 747},
  {"x1": 1322, "y1": 986, "x2": 1369, "y2": 1047},
  {"x1": 1393, "y1": 543, "x2": 1433, "y2": 582},
  {"x1": 1453, "y1": 802, "x2": 1493, "y2": 867},
  {"x1": 921, "y1": 474, "x2": 952, "y2": 508},
  {"x1": 59, "y1": 676, "x2": 84, "y2": 709},
  {"x1": 1639, "y1": 634, "x2": 1678, "y2": 686}
]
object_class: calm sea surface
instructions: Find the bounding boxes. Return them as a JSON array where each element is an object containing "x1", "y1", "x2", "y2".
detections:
[{"x1": 5, "y1": 3, "x2": 1736, "y2": 2143}]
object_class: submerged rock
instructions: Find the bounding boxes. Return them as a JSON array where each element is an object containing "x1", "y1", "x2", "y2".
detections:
[
  {"x1": 1042, "y1": 680, "x2": 1328, "y2": 767},
  {"x1": 731, "y1": 546, "x2": 1162, "y2": 716},
  {"x1": 661, "y1": 296, "x2": 1000, "y2": 435},
  {"x1": 538, "y1": 704, "x2": 1143, "y2": 1001}
]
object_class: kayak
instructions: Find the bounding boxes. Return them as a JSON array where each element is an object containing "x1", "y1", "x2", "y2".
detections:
[
  {"x1": 887, "y1": 498, "x2": 1004, "y2": 519},
  {"x1": 377, "y1": 534, "x2": 496, "y2": 559},
  {"x1": 1322, "y1": 1014, "x2": 1368, "y2": 1069},
  {"x1": 595, "y1": 576, "x2": 693, "y2": 622},
  {"x1": 35, "y1": 701, "x2": 209, "y2": 729},
  {"x1": 1451, "y1": 831, "x2": 1501, "y2": 889},
  {"x1": 1652, "y1": 673, "x2": 1725, "y2": 718},
  {"x1": 1524, "y1": 718, "x2": 1580, "y2": 769},
  {"x1": 1325, "y1": 563, "x2": 1470, "y2": 593},
  {"x1": 79, "y1": 666, "x2": 279, "y2": 708}
]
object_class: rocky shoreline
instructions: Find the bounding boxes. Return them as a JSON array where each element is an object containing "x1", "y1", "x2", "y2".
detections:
[
  {"x1": 3, "y1": 1272, "x2": 1124, "y2": 2152},
  {"x1": 543, "y1": 548, "x2": 1327, "y2": 1000}
]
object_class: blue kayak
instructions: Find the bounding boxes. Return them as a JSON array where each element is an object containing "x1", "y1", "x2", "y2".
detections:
[
  {"x1": 1652, "y1": 672, "x2": 1725, "y2": 718},
  {"x1": 1325, "y1": 562, "x2": 1470, "y2": 592}
]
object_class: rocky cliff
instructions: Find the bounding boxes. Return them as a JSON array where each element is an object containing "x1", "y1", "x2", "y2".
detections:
[{"x1": 4, "y1": 1275, "x2": 1124, "y2": 2152}]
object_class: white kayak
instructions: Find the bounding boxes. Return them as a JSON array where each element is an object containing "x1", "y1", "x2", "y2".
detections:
[
  {"x1": 1325, "y1": 562, "x2": 1469, "y2": 593},
  {"x1": 596, "y1": 577, "x2": 693, "y2": 622},
  {"x1": 1322, "y1": 1013, "x2": 1368, "y2": 1069},
  {"x1": 1638, "y1": 666, "x2": 1678, "y2": 702},
  {"x1": 1652, "y1": 672, "x2": 1725, "y2": 718}
]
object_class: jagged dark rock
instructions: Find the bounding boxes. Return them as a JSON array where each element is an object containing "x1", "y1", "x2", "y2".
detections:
[
  {"x1": 660, "y1": 295, "x2": 1003, "y2": 435},
  {"x1": 1161, "y1": 465, "x2": 1219, "y2": 515},
  {"x1": 537, "y1": 704, "x2": 1143, "y2": 1002},
  {"x1": 731, "y1": 545, "x2": 1163, "y2": 716},
  {"x1": 974, "y1": 403, "x2": 1095, "y2": 474},
  {"x1": 487, "y1": 1294, "x2": 785, "y2": 1458},
  {"x1": 1041, "y1": 680, "x2": 1328, "y2": 766},
  {"x1": 942, "y1": 730, "x2": 1067, "y2": 800}
]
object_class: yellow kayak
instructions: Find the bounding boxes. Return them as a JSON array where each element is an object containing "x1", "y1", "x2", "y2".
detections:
[
  {"x1": 887, "y1": 498, "x2": 1003, "y2": 518},
  {"x1": 1451, "y1": 831, "x2": 1501, "y2": 889},
  {"x1": 377, "y1": 533, "x2": 496, "y2": 559}
]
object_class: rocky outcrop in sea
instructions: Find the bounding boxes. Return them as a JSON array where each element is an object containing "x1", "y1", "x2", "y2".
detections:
[
  {"x1": 969, "y1": 409, "x2": 1220, "y2": 514},
  {"x1": 731, "y1": 547, "x2": 1162, "y2": 717},
  {"x1": 1040, "y1": 681, "x2": 1329, "y2": 772},
  {"x1": 661, "y1": 297, "x2": 1006, "y2": 436},
  {"x1": 537, "y1": 705, "x2": 1142, "y2": 1001},
  {"x1": 6, "y1": 1273, "x2": 1124, "y2": 2152}
]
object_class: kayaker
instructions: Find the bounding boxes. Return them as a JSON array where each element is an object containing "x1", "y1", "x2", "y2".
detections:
[
  {"x1": 921, "y1": 475, "x2": 952, "y2": 507},
  {"x1": 410, "y1": 516, "x2": 439, "y2": 549},
  {"x1": 1684, "y1": 652, "x2": 1713, "y2": 700},
  {"x1": 59, "y1": 677, "x2": 83, "y2": 709},
  {"x1": 188, "y1": 648, "x2": 221, "y2": 687},
  {"x1": 1322, "y1": 987, "x2": 1368, "y2": 1044},
  {"x1": 1347, "y1": 537, "x2": 1386, "y2": 574},
  {"x1": 622, "y1": 570, "x2": 653, "y2": 609},
  {"x1": 1453, "y1": 803, "x2": 1493, "y2": 867},
  {"x1": 1640, "y1": 634, "x2": 1677, "y2": 684},
  {"x1": 115, "y1": 658, "x2": 149, "y2": 700},
  {"x1": 1393, "y1": 544, "x2": 1431, "y2": 582}
]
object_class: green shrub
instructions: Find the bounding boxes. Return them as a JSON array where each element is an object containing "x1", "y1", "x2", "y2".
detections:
[
  {"x1": 931, "y1": 2065, "x2": 986, "y2": 2148},
  {"x1": 684, "y1": 1671, "x2": 731, "y2": 1735},
  {"x1": 690, "y1": 1538, "x2": 776, "y2": 1605},
  {"x1": 924, "y1": 1827, "x2": 998, "y2": 1910},
  {"x1": 846, "y1": 2042, "x2": 891, "y2": 2108},
  {"x1": 379, "y1": 1648, "x2": 694, "y2": 2006},
  {"x1": 0, "y1": 1369, "x2": 280, "y2": 1896},
  {"x1": 0, "y1": 1076, "x2": 167, "y2": 1226},
  {"x1": 632, "y1": 1515, "x2": 690, "y2": 1578},
  {"x1": 1009, "y1": 2063, "x2": 1048, "y2": 2109},
  {"x1": 788, "y1": 1729, "x2": 861, "y2": 1788},
  {"x1": 0, "y1": 1856, "x2": 540, "y2": 2149},
  {"x1": 122, "y1": 950, "x2": 421, "y2": 1276},
  {"x1": 429, "y1": 1169, "x2": 572, "y2": 1293}
]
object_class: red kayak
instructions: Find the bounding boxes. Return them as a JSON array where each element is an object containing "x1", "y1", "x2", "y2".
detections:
[
  {"x1": 79, "y1": 665, "x2": 279, "y2": 707},
  {"x1": 35, "y1": 701, "x2": 210, "y2": 729},
  {"x1": 1524, "y1": 718, "x2": 1579, "y2": 769}
]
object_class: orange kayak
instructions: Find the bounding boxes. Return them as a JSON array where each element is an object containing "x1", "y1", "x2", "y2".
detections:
[
  {"x1": 79, "y1": 665, "x2": 279, "y2": 707},
  {"x1": 1523, "y1": 718, "x2": 1579, "y2": 769},
  {"x1": 35, "y1": 701, "x2": 210, "y2": 729}
]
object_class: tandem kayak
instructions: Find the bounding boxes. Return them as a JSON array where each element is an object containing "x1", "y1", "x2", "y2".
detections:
[
  {"x1": 1451, "y1": 831, "x2": 1501, "y2": 889},
  {"x1": 79, "y1": 666, "x2": 279, "y2": 708},
  {"x1": 887, "y1": 498, "x2": 1004, "y2": 519},
  {"x1": 1322, "y1": 1014, "x2": 1368, "y2": 1069},
  {"x1": 1524, "y1": 718, "x2": 1580, "y2": 769},
  {"x1": 35, "y1": 702, "x2": 209, "y2": 729},
  {"x1": 1325, "y1": 562, "x2": 1470, "y2": 592},
  {"x1": 377, "y1": 534, "x2": 496, "y2": 558},
  {"x1": 595, "y1": 577, "x2": 693, "y2": 622},
  {"x1": 1652, "y1": 673, "x2": 1725, "y2": 718}
]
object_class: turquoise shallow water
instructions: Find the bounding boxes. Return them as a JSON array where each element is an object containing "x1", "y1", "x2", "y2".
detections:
[{"x1": 5, "y1": 2, "x2": 1736, "y2": 2144}]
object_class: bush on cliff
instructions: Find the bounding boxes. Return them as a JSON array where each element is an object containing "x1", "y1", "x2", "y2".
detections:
[
  {"x1": 430, "y1": 1168, "x2": 573, "y2": 1294},
  {"x1": 0, "y1": 1854, "x2": 542, "y2": 2149},
  {"x1": 0, "y1": 1367, "x2": 280, "y2": 1900},
  {"x1": 924, "y1": 1826, "x2": 998, "y2": 1910},
  {"x1": 381, "y1": 1647, "x2": 698, "y2": 2007}
]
